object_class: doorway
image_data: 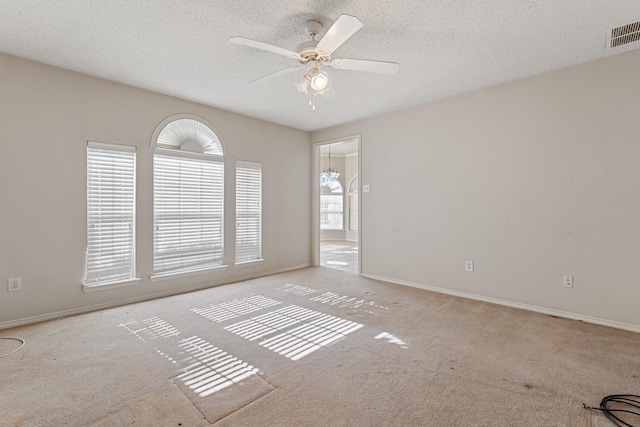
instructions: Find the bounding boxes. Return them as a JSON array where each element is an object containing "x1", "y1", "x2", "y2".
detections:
[{"x1": 313, "y1": 136, "x2": 361, "y2": 275}]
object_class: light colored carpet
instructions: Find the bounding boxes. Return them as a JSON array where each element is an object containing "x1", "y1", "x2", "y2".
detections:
[
  {"x1": 1, "y1": 267, "x2": 639, "y2": 426},
  {"x1": 321, "y1": 240, "x2": 358, "y2": 274}
]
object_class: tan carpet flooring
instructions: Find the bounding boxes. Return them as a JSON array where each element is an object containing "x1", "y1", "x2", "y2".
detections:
[
  {"x1": 321, "y1": 240, "x2": 358, "y2": 274},
  {"x1": 1, "y1": 267, "x2": 639, "y2": 426}
]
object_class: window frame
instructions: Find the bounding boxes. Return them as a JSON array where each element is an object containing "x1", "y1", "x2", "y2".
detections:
[
  {"x1": 83, "y1": 141, "x2": 140, "y2": 292},
  {"x1": 348, "y1": 174, "x2": 359, "y2": 232},
  {"x1": 320, "y1": 177, "x2": 344, "y2": 231},
  {"x1": 150, "y1": 116, "x2": 227, "y2": 281},
  {"x1": 235, "y1": 161, "x2": 263, "y2": 266}
]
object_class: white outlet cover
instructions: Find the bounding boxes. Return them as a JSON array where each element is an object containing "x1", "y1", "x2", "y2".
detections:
[
  {"x1": 8, "y1": 277, "x2": 21, "y2": 291},
  {"x1": 465, "y1": 261, "x2": 474, "y2": 272},
  {"x1": 563, "y1": 275, "x2": 574, "y2": 288}
]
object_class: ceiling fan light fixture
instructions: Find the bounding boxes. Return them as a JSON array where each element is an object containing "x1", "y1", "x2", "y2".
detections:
[
  {"x1": 231, "y1": 13, "x2": 400, "y2": 108},
  {"x1": 307, "y1": 67, "x2": 329, "y2": 91},
  {"x1": 310, "y1": 72, "x2": 329, "y2": 91},
  {"x1": 295, "y1": 77, "x2": 310, "y2": 93}
]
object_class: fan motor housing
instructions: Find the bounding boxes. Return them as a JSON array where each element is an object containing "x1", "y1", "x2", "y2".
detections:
[
  {"x1": 297, "y1": 20, "x2": 330, "y2": 62},
  {"x1": 296, "y1": 40, "x2": 325, "y2": 61}
]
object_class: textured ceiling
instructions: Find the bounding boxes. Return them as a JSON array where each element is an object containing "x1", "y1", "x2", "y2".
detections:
[{"x1": 1, "y1": 1, "x2": 639, "y2": 132}]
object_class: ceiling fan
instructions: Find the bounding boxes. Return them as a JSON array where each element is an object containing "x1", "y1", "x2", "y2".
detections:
[{"x1": 230, "y1": 14, "x2": 399, "y2": 110}]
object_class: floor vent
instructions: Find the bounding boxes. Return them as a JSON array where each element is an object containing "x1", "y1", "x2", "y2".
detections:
[{"x1": 608, "y1": 21, "x2": 640, "y2": 48}]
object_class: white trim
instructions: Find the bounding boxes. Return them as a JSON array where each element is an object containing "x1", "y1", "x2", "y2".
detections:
[
  {"x1": 362, "y1": 273, "x2": 640, "y2": 334},
  {"x1": 0, "y1": 263, "x2": 311, "y2": 331},
  {"x1": 234, "y1": 259, "x2": 266, "y2": 268},
  {"x1": 82, "y1": 278, "x2": 141, "y2": 293},
  {"x1": 237, "y1": 160, "x2": 262, "y2": 168},
  {"x1": 87, "y1": 140, "x2": 137, "y2": 152},
  {"x1": 150, "y1": 264, "x2": 228, "y2": 282},
  {"x1": 312, "y1": 134, "x2": 362, "y2": 276}
]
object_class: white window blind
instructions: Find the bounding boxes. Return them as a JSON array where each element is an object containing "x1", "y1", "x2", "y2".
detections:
[
  {"x1": 85, "y1": 142, "x2": 136, "y2": 286},
  {"x1": 153, "y1": 152, "x2": 224, "y2": 273},
  {"x1": 236, "y1": 161, "x2": 262, "y2": 263}
]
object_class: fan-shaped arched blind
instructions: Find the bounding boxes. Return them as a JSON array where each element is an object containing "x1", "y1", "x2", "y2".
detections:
[
  {"x1": 153, "y1": 117, "x2": 225, "y2": 274},
  {"x1": 156, "y1": 119, "x2": 223, "y2": 156}
]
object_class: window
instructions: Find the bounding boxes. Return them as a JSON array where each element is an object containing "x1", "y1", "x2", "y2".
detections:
[
  {"x1": 235, "y1": 161, "x2": 262, "y2": 263},
  {"x1": 152, "y1": 117, "x2": 224, "y2": 275},
  {"x1": 320, "y1": 176, "x2": 343, "y2": 230},
  {"x1": 84, "y1": 141, "x2": 137, "y2": 287},
  {"x1": 348, "y1": 175, "x2": 358, "y2": 231}
]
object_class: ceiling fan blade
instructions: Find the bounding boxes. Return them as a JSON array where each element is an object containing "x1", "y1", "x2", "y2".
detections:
[
  {"x1": 249, "y1": 65, "x2": 305, "y2": 85},
  {"x1": 329, "y1": 58, "x2": 399, "y2": 75},
  {"x1": 315, "y1": 14, "x2": 363, "y2": 55},
  {"x1": 230, "y1": 36, "x2": 301, "y2": 60}
]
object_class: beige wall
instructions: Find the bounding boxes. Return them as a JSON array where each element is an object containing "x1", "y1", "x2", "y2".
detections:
[
  {"x1": 0, "y1": 53, "x2": 311, "y2": 327},
  {"x1": 313, "y1": 50, "x2": 640, "y2": 330}
]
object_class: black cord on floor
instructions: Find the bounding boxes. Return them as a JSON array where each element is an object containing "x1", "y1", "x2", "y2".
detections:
[
  {"x1": 584, "y1": 395, "x2": 640, "y2": 427},
  {"x1": 0, "y1": 337, "x2": 25, "y2": 358}
]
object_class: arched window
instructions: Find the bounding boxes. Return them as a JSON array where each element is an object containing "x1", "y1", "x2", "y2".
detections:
[
  {"x1": 348, "y1": 174, "x2": 358, "y2": 231},
  {"x1": 320, "y1": 175, "x2": 343, "y2": 230},
  {"x1": 151, "y1": 116, "x2": 224, "y2": 275}
]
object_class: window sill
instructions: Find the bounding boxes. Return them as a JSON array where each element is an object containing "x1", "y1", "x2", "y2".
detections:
[
  {"x1": 234, "y1": 259, "x2": 265, "y2": 268},
  {"x1": 82, "y1": 278, "x2": 141, "y2": 293},
  {"x1": 150, "y1": 264, "x2": 228, "y2": 282}
]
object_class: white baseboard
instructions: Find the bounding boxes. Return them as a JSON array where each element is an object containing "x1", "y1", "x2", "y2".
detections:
[
  {"x1": 0, "y1": 263, "x2": 311, "y2": 331},
  {"x1": 362, "y1": 273, "x2": 640, "y2": 334}
]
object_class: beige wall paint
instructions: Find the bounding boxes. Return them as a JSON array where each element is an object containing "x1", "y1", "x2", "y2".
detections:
[
  {"x1": 0, "y1": 53, "x2": 311, "y2": 326},
  {"x1": 313, "y1": 50, "x2": 640, "y2": 329}
]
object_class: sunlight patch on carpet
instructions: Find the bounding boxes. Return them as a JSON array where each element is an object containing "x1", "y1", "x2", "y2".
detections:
[
  {"x1": 275, "y1": 282, "x2": 318, "y2": 296},
  {"x1": 224, "y1": 310, "x2": 301, "y2": 341},
  {"x1": 175, "y1": 336, "x2": 259, "y2": 397},
  {"x1": 171, "y1": 336, "x2": 275, "y2": 424},
  {"x1": 119, "y1": 316, "x2": 181, "y2": 341},
  {"x1": 374, "y1": 332, "x2": 408, "y2": 349},
  {"x1": 225, "y1": 304, "x2": 363, "y2": 361},
  {"x1": 310, "y1": 291, "x2": 389, "y2": 312},
  {"x1": 191, "y1": 295, "x2": 281, "y2": 323}
]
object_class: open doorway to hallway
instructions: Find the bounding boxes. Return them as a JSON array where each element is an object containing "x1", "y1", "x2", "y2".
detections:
[{"x1": 318, "y1": 138, "x2": 359, "y2": 274}]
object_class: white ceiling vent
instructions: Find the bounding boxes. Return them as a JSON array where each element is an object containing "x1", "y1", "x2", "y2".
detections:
[{"x1": 608, "y1": 21, "x2": 640, "y2": 49}]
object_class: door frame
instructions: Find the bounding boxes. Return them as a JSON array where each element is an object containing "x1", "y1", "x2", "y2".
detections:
[{"x1": 312, "y1": 134, "x2": 362, "y2": 275}]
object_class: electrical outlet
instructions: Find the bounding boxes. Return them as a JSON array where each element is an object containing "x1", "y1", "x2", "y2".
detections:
[
  {"x1": 563, "y1": 275, "x2": 574, "y2": 288},
  {"x1": 280, "y1": 245, "x2": 286, "y2": 254},
  {"x1": 465, "y1": 261, "x2": 474, "y2": 272},
  {"x1": 8, "y1": 277, "x2": 21, "y2": 292}
]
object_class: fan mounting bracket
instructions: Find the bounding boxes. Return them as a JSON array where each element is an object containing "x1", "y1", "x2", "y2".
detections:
[{"x1": 304, "y1": 20, "x2": 323, "y2": 38}]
